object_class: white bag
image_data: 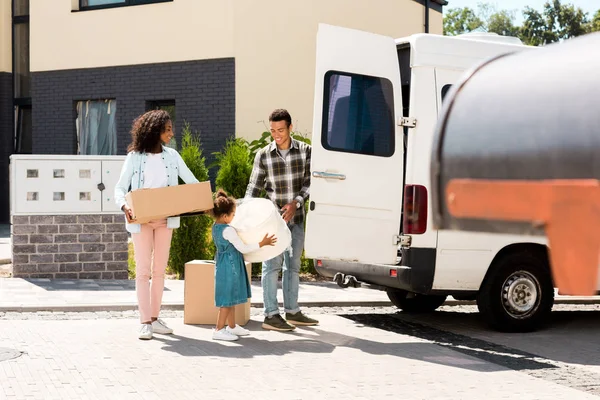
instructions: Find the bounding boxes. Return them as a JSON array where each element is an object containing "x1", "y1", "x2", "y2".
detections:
[{"x1": 230, "y1": 198, "x2": 292, "y2": 263}]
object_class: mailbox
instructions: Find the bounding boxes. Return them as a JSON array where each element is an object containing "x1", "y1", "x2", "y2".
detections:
[{"x1": 430, "y1": 32, "x2": 600, "y2": 295}]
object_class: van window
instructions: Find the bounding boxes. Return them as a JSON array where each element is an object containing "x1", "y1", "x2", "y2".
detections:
[
  {"x1": 441, "y1": 84, "x2": 452, "y2": 103},
  {"x1": 322, "y1": 71, "x2": 394, "y2": 157}
]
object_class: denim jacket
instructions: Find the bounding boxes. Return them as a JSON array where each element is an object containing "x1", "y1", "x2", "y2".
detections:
[{"x1": 114, "y1": 146, "x2": 199, "y2": 233}]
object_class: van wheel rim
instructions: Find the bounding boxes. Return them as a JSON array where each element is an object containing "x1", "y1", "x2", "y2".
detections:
[{"x1": 501, "y1": 271, "x2": 540, "y2": 319}]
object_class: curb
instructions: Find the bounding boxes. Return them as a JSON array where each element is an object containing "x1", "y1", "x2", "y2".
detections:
[{"x1": 1, "y1": 297, "x2": 598, "y2": 313}]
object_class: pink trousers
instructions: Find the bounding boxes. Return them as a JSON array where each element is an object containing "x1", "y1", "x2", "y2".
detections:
[{"x1": 132, "y1": 219, "x2": 173, "y2": 323}]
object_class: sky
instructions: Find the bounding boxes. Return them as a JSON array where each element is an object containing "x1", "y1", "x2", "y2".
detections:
[{"x1": 445, "y1": 1, "x2": 599, "y2": 23}]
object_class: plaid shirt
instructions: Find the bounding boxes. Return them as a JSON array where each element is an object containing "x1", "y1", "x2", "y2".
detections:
[{"x1": 245, "y1": 139, "x2": 311, "y2": 225}]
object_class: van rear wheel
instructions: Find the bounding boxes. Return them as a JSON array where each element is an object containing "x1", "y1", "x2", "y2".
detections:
[
  {"x1": 477, "y1": 251, "x2": 554, "y2": 332},
  {"x1": 387, "y1": 289, "x2": 447, "y2": 313}
]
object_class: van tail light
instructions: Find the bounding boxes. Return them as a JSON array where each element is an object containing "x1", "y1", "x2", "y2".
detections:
[{"x1": 403, "y1": 184, "x2": 428, "y2": 234}]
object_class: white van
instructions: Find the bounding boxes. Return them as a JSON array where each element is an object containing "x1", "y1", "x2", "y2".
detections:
[{"x1": 304, "y1": 24, "x2": 600, "y2": 332}]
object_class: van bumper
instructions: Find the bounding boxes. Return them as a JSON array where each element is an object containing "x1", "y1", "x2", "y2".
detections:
[{"x1": 315, "y1": 247, "x2": 436, "y2": 294}]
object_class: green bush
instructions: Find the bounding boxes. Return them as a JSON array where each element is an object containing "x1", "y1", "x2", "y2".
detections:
[
  {"x1": 169, "y1": 122, "x2": 215, "y2": 278},
  {"x1": 213, "y1": 138, "x2": 253, "y2": 199}
]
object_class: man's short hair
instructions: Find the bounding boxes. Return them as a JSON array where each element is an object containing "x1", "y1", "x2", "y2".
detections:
[{"x1": 269, "y1": 109, "x2": 292, "y2": 128}]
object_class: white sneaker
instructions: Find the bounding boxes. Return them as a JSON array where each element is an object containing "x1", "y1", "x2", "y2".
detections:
[
  {"x1": 212, "y1": 328, "x2": 239, "y2": 341},
  {"x1": 139, "y1": 324, "x2": 153, "y2": 340},
  {"x1": 152, "y1": 318, "x2": 173, "y2": 335},
  {"x1": 226, "y1": 324, "x2": 250, "y2": 336}
]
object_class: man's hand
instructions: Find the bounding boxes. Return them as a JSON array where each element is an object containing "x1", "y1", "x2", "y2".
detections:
[{"x1": 281, "y1": 201, "x2": 297, "y2": 223}]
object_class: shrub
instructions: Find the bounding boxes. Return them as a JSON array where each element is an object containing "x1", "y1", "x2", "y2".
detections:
[
  {"x1": 213, "y1": 138, "x2": 253, "y2": 199},
  {"x1": 168, "y1": 122, "x2": 215, "y2": 278}
]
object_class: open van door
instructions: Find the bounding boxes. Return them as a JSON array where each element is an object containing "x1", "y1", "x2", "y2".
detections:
[{"x1": 305, "y1": 24, "x2": 404, "y2": 265}]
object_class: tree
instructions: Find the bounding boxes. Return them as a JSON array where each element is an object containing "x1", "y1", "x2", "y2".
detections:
[
  {"x1": 585, "y1": 10, "x2": 600, "y2": 32},
  {"x1": 443, "y1": 7, "x2": 484, "y2": 36},
  {"x1": 488, "y1": 10, "x2": 520, "y2": 37},
  {"x1": 520, "y1": 1, "x2": 590, "y2": 45}
]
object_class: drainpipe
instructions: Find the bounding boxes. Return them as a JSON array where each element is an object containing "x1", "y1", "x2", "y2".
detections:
[{"x1": 425, "y1": 0, "x2": 430, "y2": 33}]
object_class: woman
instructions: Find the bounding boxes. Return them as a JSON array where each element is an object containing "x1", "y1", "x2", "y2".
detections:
[{"x1": 114, "y1": 110, "x2": 199, "y2": 340}]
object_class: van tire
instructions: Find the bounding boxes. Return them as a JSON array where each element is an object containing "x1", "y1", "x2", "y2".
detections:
[
  {"x1": 477, "y1": 251, "x2": 554, "y2": 332},
  {"x1": 387, "y1": 289, "x2": 447, "y2": 313}
]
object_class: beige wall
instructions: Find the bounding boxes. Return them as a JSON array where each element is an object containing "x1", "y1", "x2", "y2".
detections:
[
  {"x1": 29, "y1": 0, "x2": 442, "y2": 138},
  {"x1": 0, "y1": 0, "x2": 11, "y2": 73},
  {"x1": 233, "y1": 0, "x2": 441, "y2": 138},
  {"x1": 30, "y1": 0, "x2": 235, "y2": 71}
]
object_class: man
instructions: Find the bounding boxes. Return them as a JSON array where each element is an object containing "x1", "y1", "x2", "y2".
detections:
[{"x1": 245, "y1": 109, "x2": 319, "y2": 331}]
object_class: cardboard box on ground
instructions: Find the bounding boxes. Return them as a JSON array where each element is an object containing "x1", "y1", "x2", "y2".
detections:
[{"x1": 125, "y1": 182, "x2": 214, "y2": 224}]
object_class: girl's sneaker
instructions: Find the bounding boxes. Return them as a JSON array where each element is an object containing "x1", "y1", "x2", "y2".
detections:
[
  {"x1": 151, "y1": 318, "x2": 173, "y2": 335},
  {"x1": 139, "y1": 323, "x2": 153, "y2": 340},
  {"x1": 226, "y1": 324, "x2": 250, "y2": 336},
  {"x1": 212, "y1": 328, "x2": 239, "y2": 341}
]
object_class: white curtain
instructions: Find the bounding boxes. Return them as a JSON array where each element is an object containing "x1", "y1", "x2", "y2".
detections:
[{"x1": 76, "y1": 100, "x2": 117, "y2": 155}]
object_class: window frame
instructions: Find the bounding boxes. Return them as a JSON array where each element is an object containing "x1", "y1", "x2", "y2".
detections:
[
  {"x1": 78, "y1": 0, "x2": 173, "y2": 12},
  {"x1": 321, "y1": 70, "x2": 395, "y2": 158}
]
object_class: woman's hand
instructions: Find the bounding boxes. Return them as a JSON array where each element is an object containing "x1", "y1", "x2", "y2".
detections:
[
  {"x1": 122, "y1": 205, "x2": 135, "y2": 223},
  {"x1": 259, "y1": 233, "x2": 277, "y2": 248}
]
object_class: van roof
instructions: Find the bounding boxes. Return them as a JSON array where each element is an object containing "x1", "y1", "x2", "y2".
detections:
[{"x1": 395, "y1": 33, "x2": 529, "y2": 70}]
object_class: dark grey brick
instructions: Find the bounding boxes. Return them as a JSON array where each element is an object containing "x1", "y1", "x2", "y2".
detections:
[
  {"x1": 107, "y1": 262, "x2": 128, "y2": 271},
  {"x1": 78, "y1": 215, "x2": 101, "y2": 223},
  {"x1": 101, "y1": 272, "x2": 114, "y2": 279},
  {"x1": 79, "y1": 252, "x2": 102, "y2": 262},
  {"x1": 55, "y1": 273, "x2": 79, "y2": 279},
  {"x1": 101, "y1": 215, "x2": 114, "y2": 223},
  {"x1": 102, "y1": 234, "x2": 114, "y2": 243},
  {"x1": 30, "y1": 234, "x2": 54, "y2": 244},
  {"x1": 37, "y1": 264, "x2": 59, "y2": 273},
  {"x1": 13, "y1": 264, "x2": 37, "y2": 274},
  {"x1": 113, "y1": 251, "x2": 129, "y2": 261},
  {"x1": 59, "y1": 244, "x2": 82, "y2": 253},
  {"x1": 79, "y1": 234, "x2": 102, "y2": 243},
  {"x1": 38, "y1": 225, "x2": 59, "y2": 234},
  {"x1": 113, "y1": 271, "x2": 129, "y2": 279},
  {"x1": 13, "y1": 254, "x2": 29, "y2": 264},
  {"x1": 83, "y1": 224, "x2": 105, "y2": 233},
  {"x1": 106, "y1": 223, "x2": 125, "y2": 233},
  {"x1": 83, "y1": 243, "x2": 106, "y2": 252},
  {"x1": 59, "y1": 263, "x2": 82, "y2": 273},
  {"x1": 83, "y1": 262, "x2": 106, "y2": 272},
  {"x1": 102, "y1": 252, "x2": 114, "y2": 261},
  {"x1": 54, "y1": 234, "x2": 78, "y2": 243},
  {"x1": 55, "y1": 253, "x2": 78, "y2": 263},
  {"x1": 79, "y1": 273, "x2": 102, "y2": 279},
  {"x1": 13, "y1": 225, "x2": 36, "y2": 234},
  {"x1": 13, "y1": 245, "x2": 36, "y2": 254},
  {"x1": 12, "y1": 235, "x2": 28, "y2": 244},
  {"x1": 30, "y1": 216, "x2": 54, "y2": 224},
  {"x1": 30, "y1": 254, "x2": 54, "y2": 263},
  {"x1": 29, "y1": 274, "x2": 55, "y2": 279},
  {"x1": 37, "y1": 244, "x2": 59, "y2": 253},
  {"x1": 114, "y1": 233, "x2": 128, "y2": 242},
  {"x1": 12, "y1": 216, "x2": 29, "y2": 224},
  {"x1": 54, "y1": 215, "x2": 77, "y2": 224},
  {"x1": 59, "y1": 224, "x2": 82, "y2": 234},
  {"x1": 106, "y1": 242, "x2": 127, "y2": 252}
]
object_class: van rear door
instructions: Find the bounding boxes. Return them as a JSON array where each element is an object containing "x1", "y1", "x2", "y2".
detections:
[{"x1": 305, "y1": 24, "x2": 405, "y2": 265}]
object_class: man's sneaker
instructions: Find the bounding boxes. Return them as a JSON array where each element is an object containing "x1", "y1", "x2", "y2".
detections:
[
  {"x1": 262, "y1": 314, "x2": 296, "y2": 331},
  {"x1": 151, "y1": 318, "x2": 173, "y2": 335},
  {"x1": 138, "y1": 323, "x2": 153, "y2": 340},
  {"x1": 285, "y1": 312, "x2": 319, "y2": 326},
  {"x1": 212, "y1": 328, "x2": 239, "y2": 341},
  {"x1": 226, "y1": 324, "x2": 250, "y2": 336}
]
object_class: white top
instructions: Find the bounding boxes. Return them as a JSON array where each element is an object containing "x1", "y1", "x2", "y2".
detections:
[
  {"x1": 143, "y1": 153, "x2": 168, "y2": 189},
  {"x1": 223, "y1": 226, "x2": 260, "y2": 254}
]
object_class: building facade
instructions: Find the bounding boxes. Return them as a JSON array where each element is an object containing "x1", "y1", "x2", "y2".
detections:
[{"x1": 0, "y1": 0, "x2": 445, "y2": 223}]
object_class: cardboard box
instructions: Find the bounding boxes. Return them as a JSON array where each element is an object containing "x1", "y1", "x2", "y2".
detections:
[
  {"x1": 183, "y1": 260, "x2": 252, "y2": 326},
  {"x1": 125, "y1": 181, "x2": 213, "y2": 224}
]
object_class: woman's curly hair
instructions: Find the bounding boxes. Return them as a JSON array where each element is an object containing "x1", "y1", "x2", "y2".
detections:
[{"x1": 127, "y1": 110, "x2": 171, "y2": 153}]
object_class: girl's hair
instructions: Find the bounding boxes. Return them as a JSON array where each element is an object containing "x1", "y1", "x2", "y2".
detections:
[
  {"x1": 213, "y1": 189, "x2": 236, "y2": 218},
  {"x1": 127, "y1": 110, "x2": 171, "y2": 153}
]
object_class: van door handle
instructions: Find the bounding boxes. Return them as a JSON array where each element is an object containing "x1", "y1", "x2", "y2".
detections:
[{"x1": 312, "y1": 171, "x2": 346, "y2": 180}]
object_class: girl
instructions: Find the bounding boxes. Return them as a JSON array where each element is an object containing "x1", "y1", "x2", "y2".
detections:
[
  {"x1": 114, "y1": 110, "x2": 199, "y2": 340},
  {"x1": 212, "y1": 190, "x2": 277, "y2": 341}
]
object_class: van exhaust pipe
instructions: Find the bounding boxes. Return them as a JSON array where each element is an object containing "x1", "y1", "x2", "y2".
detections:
[{"x1": 333, "y1": 272, "x2": 361, "y2": 288}]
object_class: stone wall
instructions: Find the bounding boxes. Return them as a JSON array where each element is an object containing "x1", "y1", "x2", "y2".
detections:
[{"x1": 11, "y1": 214, "x2": 129, "y2": 279}]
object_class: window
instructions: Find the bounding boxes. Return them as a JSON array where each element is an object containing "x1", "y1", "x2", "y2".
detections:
[
  {"x1": 322, "y1": 71, "x2": 395, "y2": 157},
  {"x1": 75, "y1": 100, "x2": 117, "y2": 155},
  {"x1": 79, "y1": 0, "x2": 172, "y2": 11}
]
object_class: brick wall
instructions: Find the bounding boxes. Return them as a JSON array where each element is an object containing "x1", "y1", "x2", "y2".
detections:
[
  {"x1": 11, "y1": 214, "x2": 129, "y2": 279},
  {"x1": 30, "y1": 58, "x2": 235, "y2": 181},
  {"x1": 0, "y1": 72, "x2": 12, "y2": 224}
]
